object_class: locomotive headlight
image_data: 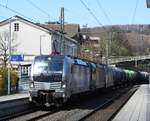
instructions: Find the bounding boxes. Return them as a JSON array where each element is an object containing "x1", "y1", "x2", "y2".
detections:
[
  {"x1": 30, "y1": 81, "x2": 35, "y2": 88},
  {"x1": 30, "y1": 83, "x2": 34, "y2": 88},
  {"x1": 62, "y1": 84, "x2": 66, "y2": 88}
]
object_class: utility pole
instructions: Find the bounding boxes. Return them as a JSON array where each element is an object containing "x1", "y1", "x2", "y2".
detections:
[
  {"x1": 8, "y1": 18, "x2": 11, "y2": 95},
  {"x1": 105, "y1": 32, "x2": 111, "y2": 64},
  {"x1": 60, "y1": 7, "x2": 64, "y2": 55},
  {"x1": 140, "y1": 25, "x2": 144, "y2": 54},
  {"x1": 105, "y1": 39, "x2": 109, "y2": 64},
  {"x1": 148, "y1": 63, "x2": 150, "y2": 84}
]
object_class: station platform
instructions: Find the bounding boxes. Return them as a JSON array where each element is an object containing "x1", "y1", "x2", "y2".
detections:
[
  {"x1": 0, "y1": 93, "x2": 29, "y2": 103},
  {"x1": 113, "y1": 84, "x2": 150, "y2": 121}
]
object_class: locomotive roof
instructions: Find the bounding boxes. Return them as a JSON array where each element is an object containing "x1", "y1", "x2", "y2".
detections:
[
  {"x1": 34, "y1": 55, "x2": 120, "y2": 69},
  {"x1": 34, "y1": 55, "x2": 64, "y2": 61}
]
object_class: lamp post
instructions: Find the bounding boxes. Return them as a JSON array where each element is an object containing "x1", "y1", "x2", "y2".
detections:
[
  {"x1": 148, "y1": 63, "x2": 150, "y2": 84},
  {"x1": 8, "y1": 18, "x2": 12, "y2": 95},
  {"x1": 40, "y1": 35, "x2": 46, "y2": 55},
  {"x1": 105, "y1": 39, "x2": 109, "y2": 64},
  {"x1": 146, "y1": 1, "x2": 150, "y2": 85}
]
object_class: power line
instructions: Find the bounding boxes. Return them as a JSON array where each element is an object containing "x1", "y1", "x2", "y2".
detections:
[
  {"x1": 64, "y1": 8, "x2": 87, "y2": 24},
  {"x1": 96, "y1": 0, "x2": 122, "y2": 33},
  {"x1": 0, "y1": 16, "x2": 7, "y2": 19},
  {"x1": 96, "y1": 0, "x2": 112, "y2": 25},
  {"x1": 131, "y1": 0, "x2": 139, "y2": 24},
  {"x1": 65, "y1": 31, "x2": 105, "y2": 34},
  {"x1": 26, "y1": 0, "x2": 52, "y2": 20},
  {"x1": 0, "y1": 3, "x2": 37, "y2": 22},
  {"x1": 80, "y1": 0, "x2": 103, "y2": 27},
  {"x1": 6, "y1": 0, "x2": 8, "y2": 7}
]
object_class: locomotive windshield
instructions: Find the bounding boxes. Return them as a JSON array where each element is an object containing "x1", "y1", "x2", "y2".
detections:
[
  {"x1": 49, "y1": 61, "x2": 63, "y2": 71},
  {"x1": 33, "y1": 56, "x2": 63, "y2": 75}
]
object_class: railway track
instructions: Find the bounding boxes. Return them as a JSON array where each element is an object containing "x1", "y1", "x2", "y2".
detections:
[
  {"x1": 11, "y1": 108, "x2": 60, "y2": 121},
  {"x1": 0, "y1": 98, "x2": 37, "y2": 121},
  {"x1": 8, "y1": 85, "x2": 138, "y2": 121},
  {"x1": 79, "y1": 86, "x2": 138, "y2": 121}
]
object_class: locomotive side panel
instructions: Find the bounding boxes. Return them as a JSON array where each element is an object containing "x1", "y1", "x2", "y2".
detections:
[
  {"x1": 90, "y1": 63, "x2": 97, "y2": 90},
  {"x1": 95, "y1": 64, "x2": 106, "y2": 89},
  {"x1": 62, "y1": 57, "x2": 74, "y2": 98},
  {"x1": 105, "y1": 66, "x2": 114, "y2": 88},
  {"x1": 71, "y1": 64, "x2": 90, "y2": 94}
]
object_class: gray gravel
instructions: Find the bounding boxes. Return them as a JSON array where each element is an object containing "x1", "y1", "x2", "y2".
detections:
[
  {"x1": 38, "y1": 109, "x2": 93, "y2": 121},
  {"x1": 9, "y1": 86, "x2": 137, "y2": 121}
]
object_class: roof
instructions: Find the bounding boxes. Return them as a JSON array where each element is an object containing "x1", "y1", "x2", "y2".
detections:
[
  {"x1": 40, "y1": 23, "x2": 80, "y2": 38},
  {"x1": 0, "y1": 15, "x2": 78, "y2": 44},
  {"x1": 89, "y1": 37, "x2": 100, "y2": 41},
  {"x1": 0, "y1": 15, "x2": 56, "y2": 33}
]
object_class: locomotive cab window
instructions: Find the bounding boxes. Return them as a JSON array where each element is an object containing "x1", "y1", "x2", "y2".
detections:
[
  {"x1": 33, "y1": 60, "x2": 48, "y2": 75},
  {"x1": 33, "y1": 56, "x2": 63, "y2": 75},
  {"x1": 48, "y1": 59, "x2": 63, "y2": 72}
]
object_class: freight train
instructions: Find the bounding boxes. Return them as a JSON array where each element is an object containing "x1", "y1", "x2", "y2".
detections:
[{"x1": 29, "y1": 55, "x2": 149, "y2": 106}]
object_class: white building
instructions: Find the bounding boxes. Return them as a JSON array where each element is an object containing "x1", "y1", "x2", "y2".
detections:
[{"x1": 0, "y1": 16, "x2": 78, "y2": 68}]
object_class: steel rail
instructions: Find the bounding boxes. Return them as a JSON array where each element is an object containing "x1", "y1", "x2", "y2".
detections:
[{"x1": 78, "y1": 86, "x2": 138, "y2": 121}]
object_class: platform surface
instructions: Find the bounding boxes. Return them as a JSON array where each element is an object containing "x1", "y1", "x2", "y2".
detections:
[
  {"x1": 113, "y1": 84, "x2": 150, "y2": 121},
  {"x1": 0, "y1": 93, "x2": 29, "y2": 103}
]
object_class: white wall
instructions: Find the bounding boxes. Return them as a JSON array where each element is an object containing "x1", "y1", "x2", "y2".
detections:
[
  {"x1": 0, "y1": 18, "x2": 78, "y2": 59},
  {"x1": 0, "y1": 19, "x2": 52, "y2": 56}
]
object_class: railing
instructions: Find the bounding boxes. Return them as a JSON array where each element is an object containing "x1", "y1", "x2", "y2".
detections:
[{"x1": 103, "y1": 55, "x2": 150, "y2": 64}]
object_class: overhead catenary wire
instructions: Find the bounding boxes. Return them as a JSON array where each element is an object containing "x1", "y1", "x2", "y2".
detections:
[
  {"x1": 5, "y1": 0, "x2": 8, "y2": 7},
  {"x1": 96, "y1": 0, "x2": 125, "y2": 32},
  {"x1": 0, "y1": 3, "x2": 37, "y2": 22},
  {"x1": 79, "y1": 0, "x2": 104, "y2": 27},
  {"x1": 96, "y1": 0, "x2": 122, "y2": 40},
  {"x1": 64, "y1": 8, "x2": 89, "y2": 25},
  {"x1": 0, "y1": 16, "x2": 7, "y2": 19},
  {"x1": 131, "y1": 0, "x2": 139, "y2": 24},
  {"x1": 96, "y1": 0, "x2": 112, "y2": 25},
  {"x1": 26, "y1": 0, "x2": 52, "y2": 21}
]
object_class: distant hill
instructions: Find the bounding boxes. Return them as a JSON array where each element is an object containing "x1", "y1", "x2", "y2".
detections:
[{"x1": 81, "y1": 24, "x2": 150, "y2": 55}]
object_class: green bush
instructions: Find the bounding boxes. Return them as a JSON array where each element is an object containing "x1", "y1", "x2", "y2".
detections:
[{"x1": 0, "y1": 67, "x2": 19, "y2": 95}]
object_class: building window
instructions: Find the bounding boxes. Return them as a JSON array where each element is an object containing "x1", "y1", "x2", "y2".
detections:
[{"x1": 14, "y1": 23, "x2": 19, "y2": 32}]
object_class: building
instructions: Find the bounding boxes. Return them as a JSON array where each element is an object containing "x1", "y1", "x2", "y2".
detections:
[
  {"x1": 39, "y1": 22, "x2": 82, "y2": 44},
  {"x1": 79, "y1": 34, "x2": 101, "y2": 61},
  {"x1": 0, "y1": 16, "x2": 78, "y2": 68}
]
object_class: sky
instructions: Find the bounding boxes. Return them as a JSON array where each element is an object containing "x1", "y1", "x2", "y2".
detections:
[{"x1": 0, "y1": 0, "x2": 150, "y2": 27}]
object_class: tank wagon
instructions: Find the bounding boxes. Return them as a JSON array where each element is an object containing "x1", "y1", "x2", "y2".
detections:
[{"x1": 29, "y1": 55, "x2": 148, "y2": 106}]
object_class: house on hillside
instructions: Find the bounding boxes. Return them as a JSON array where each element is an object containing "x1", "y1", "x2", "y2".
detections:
[
  {"x1": 0, "y1": 16, "x2": 78, "y2": 68},
  {"x1": 39, "y1": 22, "x2": 82, "y2": 44}
]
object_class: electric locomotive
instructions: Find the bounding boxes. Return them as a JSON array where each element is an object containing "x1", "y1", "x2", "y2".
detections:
[
  {"x1": 29, "y1": 55, "x2": 148, "y2": 106},
  {"x1": 29, "y1": 55, "x2": 66, "y2": 106},
  {"x1": 29, "y1": 55, "x2": 103, "y2": 106}
]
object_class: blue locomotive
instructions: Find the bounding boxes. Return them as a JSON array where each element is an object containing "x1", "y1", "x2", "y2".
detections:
[{"x1": 29, "y1": 55, "x2": 149, "y2": 106}]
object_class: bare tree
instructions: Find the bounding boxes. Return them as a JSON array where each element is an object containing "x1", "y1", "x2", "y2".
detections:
[
  {"x1": 99, "y1": 28, "x2": 132, "y2": 58},
  {"x1": 0, "y1": 31, "x2": 18, "y2": 67}
]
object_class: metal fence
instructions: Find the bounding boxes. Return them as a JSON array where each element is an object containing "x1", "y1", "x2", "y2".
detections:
[{"x1": 105, "y1": 55, "x2": 150, "y2": 64}]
